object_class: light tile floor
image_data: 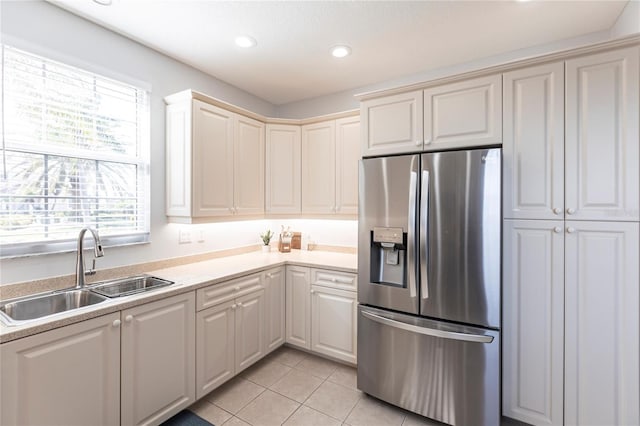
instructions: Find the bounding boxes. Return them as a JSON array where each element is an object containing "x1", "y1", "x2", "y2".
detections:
[{"x1": 188, "y1": 346, "x2": 444, "y2": 426}]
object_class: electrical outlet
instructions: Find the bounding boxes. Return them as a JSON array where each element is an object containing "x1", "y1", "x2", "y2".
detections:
[
  {"x1": 197, "y1": 230, "x2": 205, "y2": 243},
  {"x1": 179, "y1": 230, "x2": 191, "y2": 244}
]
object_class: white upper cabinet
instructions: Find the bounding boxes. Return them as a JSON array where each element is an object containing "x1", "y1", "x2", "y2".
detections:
[
  {"x1": 265, "y1": 124, "x2": 301, "y2": 214},
  {"x1": 234, "y1": 115, "x2": 265, "y2": 215},
  {"x1": 503, "y1": 62, "x2": 564, "y2": 220},
  {"x1": 564, "y1": 221, "x2": 639, "y2": 426},
  {"x1": 301, "y1": 117, "x2": 360, "y2": 216},
  {"x1": 302, "y1": 121, "x2": 336, "y2": 214},
  {"x1": 192, "y1": 100, "x2": 235, "y2": 217},
  {"x1": 335, "y1": 116, "x2": 360, "y2": 215},
  {"x1": 502, "y1": 220, "x2": 564, "y2": 426},
  {"x1": 423, "y1": 74, "x2": 502, "y2": 151},
  {"x1": 361, "y1": 75, "x2": 501, "y2": 156},
  {"x1": 565, "y1": 47, "x2": 639, "y2": 221},
  {"x1": 165, "y1": 95, "x2": 265, "y2": 222},
  {"x1": 361, "y1": 90, "x2": 424, "y2": 156}
]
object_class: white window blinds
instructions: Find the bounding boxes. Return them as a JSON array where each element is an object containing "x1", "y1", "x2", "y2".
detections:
[{"x1": 1, "y1": 45, "x2": 150, "y2": 257}]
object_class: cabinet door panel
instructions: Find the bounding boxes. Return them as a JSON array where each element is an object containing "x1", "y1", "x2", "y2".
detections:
[
  {"x1": 196, "y1": 300, "x2": 235, "y2": 399},
  {"x1": 235, "y1": 290, "x2": 265, "y2": 373},
  {"x1": 286, "y1": 266, "x2": 311, "y2": 349},
  {"x1": 166, "y1": 101, "x2": 192, "y2": 217},
  {"x1": 0, "y1": 313, "x2": 120, "y2": 426},
  {"x1": 424, "y1": 75, "x2": 501, "y2": 150},
  {"x1": 264, "y1": 267, "x2": 286, "y2": 353},
  {"x1": 502, "y1": 220, "x2": 564, "y2": 426},
  {"x1": 503, "y1": 63, "x2": 564, "y2": 220},
  {"x1": 234, "y1": 115, "x2": 265, "y2": 215},
  {"x1": 266, "y1": 124, "x2": 301, "y2": 214},
  {"x1": 565, "y1": 221, "x2": 639, "y2": 425},
  {"x1": 361, "y1": 91, "x2": 424, "y2": 156},
  {"x1": 311, "y1": 285, "x2": 357, "y2": 364},
  {"x1": 192, "y1": 100, "x2": 234, "y2": 217},
  {"x1": 302, "y1": 121, "x2": 336, "y2": 214},
  {"x1": 121, "y1": 292, "x2": 196, "y2": 426},
  {"x1": 335, "y1": 116, "x2": 360, "y2": 215},
  {"x1": 566, "y1": 47, "x2": 639, "y2": 221}
]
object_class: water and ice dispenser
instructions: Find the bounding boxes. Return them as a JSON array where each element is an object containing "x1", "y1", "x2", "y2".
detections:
[{"x1": 369, "y1": 227, "x2": 407, "y2": 288}]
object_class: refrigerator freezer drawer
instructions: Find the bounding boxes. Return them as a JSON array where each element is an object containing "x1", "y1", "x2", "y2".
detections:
[{"x1": 357, "y1": 306, "x2": 500, "y2": 426}]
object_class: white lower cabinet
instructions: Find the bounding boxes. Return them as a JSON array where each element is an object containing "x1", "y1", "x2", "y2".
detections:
[
  {"x1": 311, "y1": 285, "x2": 357, "y2": 364},
  {"x1": 196, "y1": 272, "x2": 265, "y2": 399},
  {"x1": 121, "y1": 292, "x2": 196, "y2": 426},
  {"x1": 503, "y1": 220, "x2": 564, "y2": 425},
  {"x1": 264, "y1": 267, "x2": 286, "y2": 353},
  {"x1": 235, "y1": 290, "x2": 265, "y2": 373},
  {"x1": 286, "y1": 266, "x2": 357, "y2": 364},
  {"x1": 286, "y1": 265, "x2": 311, "y2": 349},
  {"x1": 196, "y1": 300, "x2": 235, "y2": 398},
  {"x1": 0, "y1": 312, "x2": 121, "y2": 426},
  {"x1": 503, "y1": 220, "x2": 639, "y2": 426},
  {"x1": 1, "y1": 292, "x2": 197, "y2": 426},
  {"x1": 564, "y1": 221, "x2": 639, "y2": 425}
]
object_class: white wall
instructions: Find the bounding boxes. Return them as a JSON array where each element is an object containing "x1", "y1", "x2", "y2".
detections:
[{"x1": 610, "y1": 0, "x2": 640, "y2": 39}]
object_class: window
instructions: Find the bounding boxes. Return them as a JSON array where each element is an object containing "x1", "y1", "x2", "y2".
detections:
[{"x1": 0, "y1": 45, "x2": 150, "y2": 257}]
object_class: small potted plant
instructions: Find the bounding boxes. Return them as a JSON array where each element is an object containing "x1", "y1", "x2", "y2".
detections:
[{"x1": 260, "y1": 230, "x2": 273, "y2": 253}]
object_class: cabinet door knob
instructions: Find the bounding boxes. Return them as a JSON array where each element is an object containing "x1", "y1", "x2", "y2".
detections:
[
  {"x1": 267, "y1": 273, "x2": 272, "y2": 278},
  {"x1": 311, "y1": 289, "x2": 315, "y2": 294},
  {"x1": 331, "y1": 277, "x2": 337, "y2": 282},
  {"x1": 567, "y1": 227, "x2": 576, "y2": 234},
  {"x1": 554, "y1": 227, "x2": 562, "y2": 233},
  {"x1": 553, "y1": 208, "x2": 562, "y2": 215},
  {"x1": 424, "y1": 139, "x2": 431, "y2": 145},
  {"x1": 567, "y1": 208, "x2": 576, "y2": 215},
  {"x1": 415, "y1": 140, "x2": 422, "y2": 146},
  {"x1": 231, "y1": 304, "x2": 237, "y2": 310},
  {"x1": 113, "y1": 319, "x2": 121, "y2": 327},
  {"x1": 237, "y1": 302, "x2": 243, "y2": 307},
  {"x1": 229, "y1": 207, "x2": 234, "y2": 213},
  {"x1": 125, "y1": 315, "x2": 133, "y2": 322}
]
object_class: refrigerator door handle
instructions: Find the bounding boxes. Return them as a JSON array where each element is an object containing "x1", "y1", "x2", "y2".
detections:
[
  {"x1": 420, "y1": 169, "x2": 429, "y2": 300},
  {"x1": 361, "y1": 310, "x2": 494, "y2": 344},
  {"x1": 407, "y1": 157, "x2": 419, "y2": 299}
]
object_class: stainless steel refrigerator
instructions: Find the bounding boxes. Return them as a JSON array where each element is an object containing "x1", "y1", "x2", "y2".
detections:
[{"x1": 357, "y1": 148, "x2": 501, "y2": 426}]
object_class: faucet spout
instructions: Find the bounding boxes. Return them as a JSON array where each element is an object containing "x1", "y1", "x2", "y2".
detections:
[{"x1": 75, "y1": 227, "x2": 104, "y2": 289}]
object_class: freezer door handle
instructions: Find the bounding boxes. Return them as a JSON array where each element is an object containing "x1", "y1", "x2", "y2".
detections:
[
  {"x1": 407, "y1": 157, "x2": 419, "y2": 299},
  {"x1": 361, "y1": 310, "x2": 494, "y2": 343},
  {"x1": 420, "y1": 169, "x2": 429, "y2": 299}
]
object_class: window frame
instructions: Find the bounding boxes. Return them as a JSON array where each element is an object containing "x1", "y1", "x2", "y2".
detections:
[{"x1": 0, "y1": 42, "x2": 151, "y2": 258}]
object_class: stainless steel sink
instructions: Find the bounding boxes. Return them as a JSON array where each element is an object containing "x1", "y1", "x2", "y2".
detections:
[
  {"x1": 89, "y1": 275, "x2": 174, "y2": 298},
  {"x1": 0, "y1": 290, "x2": 108, "y2": 325}
]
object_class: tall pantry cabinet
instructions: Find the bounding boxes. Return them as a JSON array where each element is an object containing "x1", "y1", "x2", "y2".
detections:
[{"x1": 502, "y1": 47, "x2": 639, "y2": 426}]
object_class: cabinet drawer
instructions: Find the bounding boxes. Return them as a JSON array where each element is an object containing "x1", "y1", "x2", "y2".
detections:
[
  {"x1": 197, "y1": 273, "x2": 263, "y2": 311},
  {"x1": 311, "y1": 268, "x2": 357, "y2": 291}
]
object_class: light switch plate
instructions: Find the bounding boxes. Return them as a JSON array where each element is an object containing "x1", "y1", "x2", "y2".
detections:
[{"x1": 179, "y1": 230, "x2": 191, "y2": 244}]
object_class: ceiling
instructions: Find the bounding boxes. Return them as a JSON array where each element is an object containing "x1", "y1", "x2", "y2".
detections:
[{"x1": 49, "y1": 0, "x2": 628, "y2": 106}]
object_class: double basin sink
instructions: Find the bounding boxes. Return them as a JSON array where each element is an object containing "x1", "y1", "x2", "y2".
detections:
[{"x1": 0, "y1": 275, "x2": 174, "y2": 326}]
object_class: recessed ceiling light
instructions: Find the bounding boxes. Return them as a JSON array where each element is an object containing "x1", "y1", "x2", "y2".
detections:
[
  {"x1": 331, "y1": 45, "x2": 352, "y2": 58},
  {"x1": 93, "y1": 0, "x2": 113, "y2": 5},
  {"x1": 235, "y1": 36, "x2": 257, "y2": 48}
]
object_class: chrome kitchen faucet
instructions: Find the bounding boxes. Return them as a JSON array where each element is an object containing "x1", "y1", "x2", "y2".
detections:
[{"x1": 75, "y1": 227, "x2": 104, "y2": 289}]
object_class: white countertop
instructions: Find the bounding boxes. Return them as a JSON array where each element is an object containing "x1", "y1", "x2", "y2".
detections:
[{"x1": 0, "y1": 250, "x2": 357, "y2": 343}]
